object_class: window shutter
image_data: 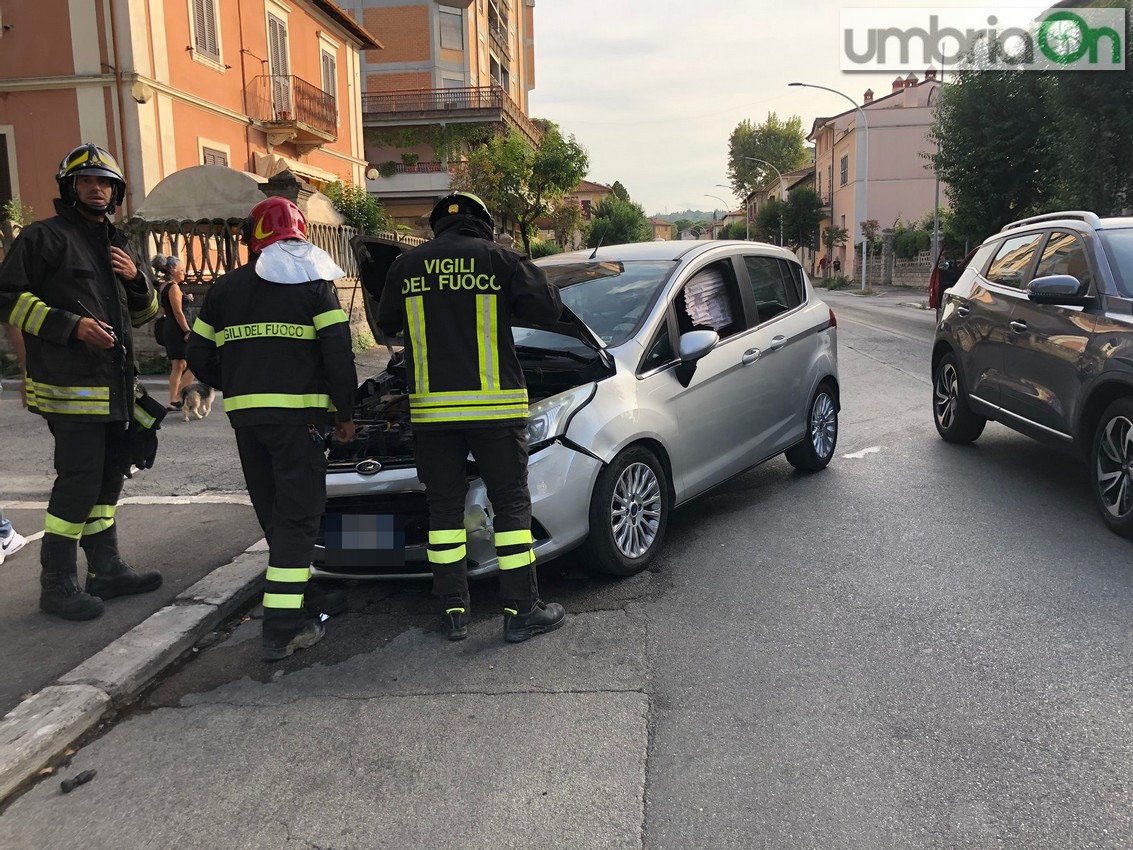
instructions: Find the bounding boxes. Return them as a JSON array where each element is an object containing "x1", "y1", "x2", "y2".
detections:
[
  {"x1": 322, "y1": 51, "x2": 336, "y2": 95},
  {"x1": 193, "y1": 0, "x2": 219, "y2": 60},
  {"x1": 202, "y1": 147, "x2": 228, "y2": 167}
]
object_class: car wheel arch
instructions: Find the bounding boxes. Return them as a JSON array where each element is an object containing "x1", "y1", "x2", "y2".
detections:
[{"x1": 1078, "y1": 379, "x2": 1133, "y2": 451}]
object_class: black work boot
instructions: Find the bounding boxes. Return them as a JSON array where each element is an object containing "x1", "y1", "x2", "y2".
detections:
[
  {"x1": 82, "y1": 528, "x2": 163, "y2": 600},
  {"x1": 305, "y1": 583, "x2": 349, "y2": 618},
  {"x1": 40, "y1": 534, "x2": 104, "y2": 621},
  {"x1": 503, "y1": 600, "x2": 566, "y2": 643},
  {"x1": 441, "y1": 592, "x2": 471, "y2": 641},
  {"x1": 262, "y1": 618, "x2": 326, "y2": 662}
]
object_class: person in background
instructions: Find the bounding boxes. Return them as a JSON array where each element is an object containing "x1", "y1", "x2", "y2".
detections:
[
  {"x1": 832, "y1": 256, "x2": 842, "y2": 276},
  {"x1": 152, "y1": 254, "x2": 195, "y2": 410},
  {"x1": 1, "y1": 325, "x2": 29, "y2": 564}
]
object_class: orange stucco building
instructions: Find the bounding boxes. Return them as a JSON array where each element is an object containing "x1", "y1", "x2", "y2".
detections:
[{"x1": 0, "y1": 0, "x2": 381, "y2": 222}]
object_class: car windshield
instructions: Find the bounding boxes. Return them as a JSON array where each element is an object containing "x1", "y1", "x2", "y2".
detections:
[
  {"x1": 1100, "y1": 228, "x2": 1133, "y2": 296},
  {"x1": 538, "y1": 260, "x2": 676, "y2": 346}
]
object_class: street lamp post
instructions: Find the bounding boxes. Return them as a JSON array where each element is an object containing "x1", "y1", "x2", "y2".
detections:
[
  {"x1": 789, "y1": 82, "x2": 869, "y2": 291},
  {"x1": 743, "y1": 157, "x2": 784, "y2": 247},
  {"x1": 716, "y1": 184, "x2": 748, "y2": 240},
  {"x1": 704, "y1": 194, "x2": 730, "y2": 239}
]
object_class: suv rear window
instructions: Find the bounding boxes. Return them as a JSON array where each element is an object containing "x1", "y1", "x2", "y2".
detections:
[
  {"x1": 985, "y1": 233, "x2": 1044, "y2": 288},
  {"x1": 1100, "y1": 228, "x2": 1133, "y2": 297},
  {"x1": 1034, "y1": 231, "x2": 1093, "y2": 291}
]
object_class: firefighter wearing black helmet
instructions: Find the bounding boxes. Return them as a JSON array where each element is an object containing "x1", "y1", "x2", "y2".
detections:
[
  {"x1": 0, "y1": 143, "x2": 163, "y2": 621},
  {"x1": 377, "y1": 192, "x2": 567, "y2": 643}
]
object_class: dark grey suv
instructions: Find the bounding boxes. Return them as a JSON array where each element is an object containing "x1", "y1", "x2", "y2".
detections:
[{"x1": 932, "y1": 211, "x2": 1133, "y2": 537}]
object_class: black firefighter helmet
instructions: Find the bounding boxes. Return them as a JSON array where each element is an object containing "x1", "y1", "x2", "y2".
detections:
[
  {"x1": 56, "y1": 143, "x2": 127, "y2": 215},
  {"x1": 429, "y1": 191, "x2": 493, "y2": 232}
]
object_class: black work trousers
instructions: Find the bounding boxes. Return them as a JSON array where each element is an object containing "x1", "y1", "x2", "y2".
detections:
[
  {"x1": 414, "y1": 426, "x2": 538, "y2": 604},
  {"x1": 44, "y1": 421, "x2": 130, "y2": 547},
  {"x1": 235, "y1": 424, "x2": 327, "y2": 641}
]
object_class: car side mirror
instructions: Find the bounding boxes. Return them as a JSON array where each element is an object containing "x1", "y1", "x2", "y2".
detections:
[
  {"x1": 675, "y1": 330, "x2": 718, "y2": 387},
  {"x1": 1027, "y1": 274, "x2": 1091, "y2": 306},
  {"x1": 677, "y1": 329, "x2": 718, "y2": 362}
]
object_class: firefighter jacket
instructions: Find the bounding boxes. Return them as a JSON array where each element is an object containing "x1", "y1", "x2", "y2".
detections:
[
  {"x1": 376, "y1": 216, "x2": 563, "y2": 430},
  {"x1": 0, "y1": 201, "x2": 159, "y2": 422},
  {"x1": 186, "y1": 262, "x2": 357, "y2": 428}
]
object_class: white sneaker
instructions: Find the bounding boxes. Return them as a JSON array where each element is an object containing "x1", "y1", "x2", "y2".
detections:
[{"x1": 0, "y1": 528, "x2": 27, "y2": 565}]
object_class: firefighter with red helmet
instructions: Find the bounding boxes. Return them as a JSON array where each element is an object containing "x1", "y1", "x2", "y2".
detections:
[
  {"x1": 0, "y1": 143, "x2": 163, "y2": 621},
  {"x1": 377, "y1": 192, "x2": 567, "y2": 643},
  {"x1": 187, "y1": 196, "x2": 357, "y2": 661}
]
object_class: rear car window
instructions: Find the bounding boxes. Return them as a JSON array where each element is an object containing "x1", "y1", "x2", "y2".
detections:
[
  {"x1": 985, "y1": 232, "x2": 1044, "y2": 288},
  {"x1": 743, "y1": 256, "x2": 801, "y2": 323},
  {"x1": 1034, "y1": 231, "x2": 1093, "y2": 291},
  {"x1": 1100, "y1": 228, "x2": 1133, "y2": 297}
]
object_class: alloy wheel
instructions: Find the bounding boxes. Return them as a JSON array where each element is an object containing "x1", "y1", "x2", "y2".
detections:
[
  {"x1": 934, "y1": 363, "x2": 958, "y2": 429},
  {"x1": 811, "y1": 392, "x2": 837, "y2": 459},
  {"x1": 1096, "y1": 414, "x2": 1133, "y2": 518},
  {"x1": 610, "y1": 461, "x2": 662, "y2": 559}
]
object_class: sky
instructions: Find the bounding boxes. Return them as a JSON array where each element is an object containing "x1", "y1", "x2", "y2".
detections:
[{"x1": 527, "y1": 0, "x2": 1054, "y2": 217}]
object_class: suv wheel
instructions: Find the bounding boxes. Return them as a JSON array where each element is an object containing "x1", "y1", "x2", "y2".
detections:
[
  {"x1": 1092, "y1": 398, "x2": 1133, "y2": 538},
  {"x1": 933, "y1": 353, "x2": 986, "y2": 443}
]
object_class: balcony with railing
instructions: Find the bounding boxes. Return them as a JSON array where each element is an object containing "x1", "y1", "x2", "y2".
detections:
[
  {"x1": 246, "y1": 75, "x2": 337, "y2": 153},
  {"x1": 361, "y1": 86, "x2": 541, "y2": 148}
]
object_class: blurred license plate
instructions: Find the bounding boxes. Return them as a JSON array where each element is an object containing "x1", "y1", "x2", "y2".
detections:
[{"x1": 324, "y1": 514, "x2": 405, "y2": 567}]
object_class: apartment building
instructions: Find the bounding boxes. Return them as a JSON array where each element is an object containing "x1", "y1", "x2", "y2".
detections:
[
  {"x1": 0, "y1": 0, "x2": 380, "y2": 222},
  {"x1": 808, "y1": 71, "x2": 943, "y2": 275},
  {"x1": 340, "y1": 0, "x2": 539, "y2": 228}
]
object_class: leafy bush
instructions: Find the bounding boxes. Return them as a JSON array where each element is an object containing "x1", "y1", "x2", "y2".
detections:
[
  {"x1": 352, "y1": 332, "x2": 375, "y2": 353},
  {"x1": 823, "y1": 275, "x2": 856, "y2": 291},
  {"x1": 529, "y1": 240, "x2": 563, "y2": 258},
  {"x1": 894, "y1": 229, "x2": 931, "y2": 259},
  {"x1": 324, "y1": 181, "x2": 390, "y2": 235}
]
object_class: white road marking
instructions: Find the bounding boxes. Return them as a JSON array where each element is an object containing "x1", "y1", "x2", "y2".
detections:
[
  {"x1": 2, "y1": 492, "x2": 251, "y2": 511},
  {"x1": 843, "y1": 446, "x2": 882, "y2": 459}
]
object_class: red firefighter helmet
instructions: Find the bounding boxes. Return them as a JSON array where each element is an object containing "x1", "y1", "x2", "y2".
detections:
[{"x1": 247, "y1": 197, "x2": 307, "y2": 254}]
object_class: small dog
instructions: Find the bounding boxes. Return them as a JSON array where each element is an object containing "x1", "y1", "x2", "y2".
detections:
[{"x1": 179, "y1": 381, "x2": 215, "y2": 421}]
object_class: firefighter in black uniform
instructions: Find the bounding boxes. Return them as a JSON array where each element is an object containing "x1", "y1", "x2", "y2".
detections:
[
  {"x1": 0, "y1": 143, "x2": 163, "y2": 621},
  {"x1": 377, "y1": 192, "x2": 566, "y2": 643},
  {"x1": 187, "y1": 197, "x2": 357, "y2": 661}
]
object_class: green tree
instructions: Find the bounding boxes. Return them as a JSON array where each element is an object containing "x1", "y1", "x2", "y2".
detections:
[
  {"x1": 754, "y1": 199, "x2": 783, "y2": 244},
  {"x1": 928, "y1": 68, "x2": 1055, "y2": 243},
  {"x1": 720, "y1": 221, "x2": 748, "y2": 240},
  {"x1": 451, "y1": 125, "x2": 589, "y2": 255},
  {"x1": 726, "y1": 112, "x2": 810, "y2": 198},
  {"x1": 611, "y1": 180, "x2": 630, "y2": 202},
  {"x1": 549, "y1": 199, "x2": 584, "y2": 249},
  {"x1": 822, "y1": 226, "x2": 848, "y2": 253},
  {"x1": 586, "y1": 196, "x2": 650, "y2": 247},
  {"x1": 674, "y1": 218, "x2": 695, "y2": 236},
  {"x1": 782, "y1": 188, "x2": 825, "y2": 251},
  {"x1": 324, "y1": 181, "x2": 390, "y2": 235}
]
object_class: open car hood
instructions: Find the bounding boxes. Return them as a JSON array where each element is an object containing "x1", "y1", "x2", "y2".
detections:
[{"x1": 351, "y1": 234, "x2": 606, "y2": 351}]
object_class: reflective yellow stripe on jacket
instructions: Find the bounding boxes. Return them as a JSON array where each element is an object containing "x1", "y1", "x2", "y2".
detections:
[
  {"x1": 26, "y1": 378, "x2": 111, "y2": 416},
  {"x1": 406, "y1": 293, "x2": 529, "y2": 425},
  {"x1": 130, "y1": 289, "x2": 160, "y2": 326},
  {"x1": 8, "y1": 292, "x2": 51, "y2": 336},
  {"x1": 223, "y1": 393, "x2": 333, "y2": 413}
]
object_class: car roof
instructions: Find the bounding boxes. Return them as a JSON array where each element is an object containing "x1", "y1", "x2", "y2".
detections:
[
  {"x1": 993, "y1": 211, "x2": 1133, "y2": 240},
  {"x1": 538, "y1": 239, "x2": 799, "y2": 265}
]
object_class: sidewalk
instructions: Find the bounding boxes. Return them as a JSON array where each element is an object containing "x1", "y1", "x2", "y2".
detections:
[{"x1": 0, "y1": 343, "x2": 393, "y2": 802}]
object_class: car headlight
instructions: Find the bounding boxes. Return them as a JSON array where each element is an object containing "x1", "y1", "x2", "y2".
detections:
[{"x1": 525, "y1": 383, "x2": 596, "y2": 449}]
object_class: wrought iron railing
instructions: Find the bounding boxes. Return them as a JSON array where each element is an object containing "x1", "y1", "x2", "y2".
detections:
[
  {"x1": 361, "y1": 86, "x2": 541, "y2": 146},
  {"x1": 246, "y1": 75, "x2": 337, "y2": 136}
]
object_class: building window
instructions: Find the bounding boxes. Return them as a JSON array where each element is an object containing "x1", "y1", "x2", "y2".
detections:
[
  {"x1": 839, "y1": 155, "x2": 848, "y2": 187},
  {"x1": 202, "y1": 146, "x2": 228, "y2": 167},
  {"x1": 321, "y1": 50, "x2": 337, "y2": 98},
  {"x1": 440, "y1": 7, "x2": 463, "y2": 50},
  {"x1": 817, "y1": 171, "x2": 822, "y2": 200},
  {"x1": 192, "y1": 0, "x2": 220, "y2": 61},
  {"x1": 581, "y1": 200, "x2": 592, "y2": 219}
]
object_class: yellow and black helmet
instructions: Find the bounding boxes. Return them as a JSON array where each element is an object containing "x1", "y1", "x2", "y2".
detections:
[
  {"x1": 429, "y1": 191, "x2": 493, "y2": 231},
  {"x1": 56, "y1": 143, "x2": 126, "y2": 213}
]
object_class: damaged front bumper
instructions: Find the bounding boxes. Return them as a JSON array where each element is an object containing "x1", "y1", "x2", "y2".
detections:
[{"x1": 312, "y1": 440, "x2": 603, "y2": 580}]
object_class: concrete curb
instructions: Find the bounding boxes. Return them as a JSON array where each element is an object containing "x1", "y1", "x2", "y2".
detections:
[{"x1": 0, "y1": 538, "x2": 268, "y2": 803}]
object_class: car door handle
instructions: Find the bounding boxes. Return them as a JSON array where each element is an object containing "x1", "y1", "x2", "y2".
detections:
[
  {"x1": 769, "y1": 335, "x2": 787, "y2": 351},
  {"x1": 1010, "y1": 320, "x2": 1028, "y2": 333},
  {"x1": 741, "y1": 348, "x2": 761, "y2": 365}
]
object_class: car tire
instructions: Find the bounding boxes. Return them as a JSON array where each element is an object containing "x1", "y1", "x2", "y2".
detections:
[
  {"x1": 1091, "y1": 397, "x2": 1133, "y2": 539},
  {"x1": 581, "y1": 445, "x2": 671, "y2": 577},
  {"x1": 785, "y1": 380, "x2": 839, "y2": 472},
  {"x1": 933, "y1": 352, "x2": 986, "y2": 443}
]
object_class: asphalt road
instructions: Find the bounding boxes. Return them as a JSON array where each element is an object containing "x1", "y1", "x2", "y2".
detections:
[{"x1": 5, "y1": 294, "x2": 1133, "y2": 849}]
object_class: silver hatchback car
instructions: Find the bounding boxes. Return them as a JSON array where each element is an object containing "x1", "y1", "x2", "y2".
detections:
[{"x1": 314, "y1": 239, "x2": 839, "y2": 579}]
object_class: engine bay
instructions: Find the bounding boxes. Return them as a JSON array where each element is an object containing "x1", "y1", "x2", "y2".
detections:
[{"x1": 326, "y1": 347, "x2": 610, "y2": 470}]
